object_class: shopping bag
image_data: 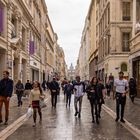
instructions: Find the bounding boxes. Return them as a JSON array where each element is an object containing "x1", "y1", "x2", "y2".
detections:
[
  {"x1": 26, "y1": 107, "x2": 33, "y2": 118},
  {"x1": 39, "y1": 99, "x2": 47, "y2": 108}
]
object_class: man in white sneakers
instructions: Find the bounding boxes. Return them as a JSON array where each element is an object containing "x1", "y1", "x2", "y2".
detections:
[
  {"x1": 73, "y1": 76, "x2": 85, "y2": 118},
  {"x1": 113, "y1": 71, "x2": 129, "y2": 123}
]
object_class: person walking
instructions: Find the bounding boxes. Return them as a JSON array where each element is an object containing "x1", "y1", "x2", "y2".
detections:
[
  {"x1": 113, "y1": 71, "x2": 129, "y2": 123},
  {"x1": 106, "y1": 80, "x2": 111, "y2": 99},
  {"x1": 24, "y1": 80, "x2": 32, "y2": 97},
  {"x1": 29, "y1": 81, "x2": 43, "y2": 127},
  {"x1": 0, "y1": 71, "x2": 13, "y2": 125},
  {"x1": 129, "y1": 78, "x2": 137, "y2": 103},
  {"x1": 97, "y1": 79, "x2": 105, "y2": 118},
  {"x1": 15, "y1": 80, "x2": 24, "y2": 107},
  {"x1": 109, "y1": 73, "x2": 114, "y2": 92},
  {"x1": 61, "y1": 78, "x2": 68, "y2": 96},
  {"x1": 86, "y1": 77, "x2": 99, "y2": 124},
  {"x1": 64, "y1": 81, "x2": 73, "y2": 108},
  {"x1": 42, "y1": 80, "x2": 47, "y2": 91},
  {"x1": 73, "y1": 76, "x2": 85, "y2": 118},
  {"x1": 49, "y1": 77, "x2": 60, "y2": 108}
]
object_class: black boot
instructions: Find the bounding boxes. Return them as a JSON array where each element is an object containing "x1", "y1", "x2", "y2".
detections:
[
  {"x1": 92, "y1": 117, "x2": 95, "y2": 123},
  {"x1": 96, "y1": 116, "x2": 99, "y2": 124}
]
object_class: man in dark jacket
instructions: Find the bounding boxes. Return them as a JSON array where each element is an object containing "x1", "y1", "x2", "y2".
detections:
[
  {"x1": 24, "y1": 80, "x2": 32, "y2": 97},
  {"x1": 0, "y1": 71, "x2": 13, "y2": 125},
  {"x1": 49, "y1": 77, "x2": 60, "y2": 108}
]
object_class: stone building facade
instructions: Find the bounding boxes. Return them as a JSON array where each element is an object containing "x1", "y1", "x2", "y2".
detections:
[
  {"x1": 129, "y1": 0, "x2": 140, "y2": 97},
  {"x1": 0, "y1": 0, "x2": 64, "y2": 83},
  {"x1": 77, "y1": 0, "x2": 133, "y2": 82}
]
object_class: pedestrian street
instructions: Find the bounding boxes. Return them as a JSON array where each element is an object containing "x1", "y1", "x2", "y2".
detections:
[{"x1": 6, "y1": 94, "x2": 137, "y2": 140}]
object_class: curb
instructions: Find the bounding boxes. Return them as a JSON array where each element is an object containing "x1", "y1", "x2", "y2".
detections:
[
  {"x1": 0, "y1": 96, "x2": 50, "y2": 140},
  {"x1": 103, "y1": 104, "x2": 140, "y2": 140}
]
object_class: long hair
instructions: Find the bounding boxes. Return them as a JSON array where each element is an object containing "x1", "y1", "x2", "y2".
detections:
[
  {"x1": 91, "y1": 77, "x2": 97, "y2": 84},
  {"x1": 33, "y1": 81, "x2": 43, "y2": 95}
]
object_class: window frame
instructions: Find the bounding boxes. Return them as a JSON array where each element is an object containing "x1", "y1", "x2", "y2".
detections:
[
  {"x1": 122, "y1": 2, "x2": 131, "y2": 21},
  {"x1": 122, "y1": 32, "x2": 130, "y2": 52}
]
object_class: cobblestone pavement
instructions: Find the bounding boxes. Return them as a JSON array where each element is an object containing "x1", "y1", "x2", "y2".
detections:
[
  {"x1": 104, "y1": 95, "x2": 140, "y2": 130},
  {"x1": 6, "y1": 94, "x2": 138, "y2": 140}
]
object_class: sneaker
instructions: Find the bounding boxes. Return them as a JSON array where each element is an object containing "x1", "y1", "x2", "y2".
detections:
[
  {"x1": 4, "y1": 122, "x2": 8, "y2": 125},
  {"x1": 120, "y1": 119, "x2": 125, "y2": 123},
  {"x1": 0, "y1": 120, "x2": 3, "y2": 124},
  {"x1": 32, "y1": 123, "x2": 36, "y2": 127},
  {"x1": 115, "y1": 118, "x2": 119, "y2": 122},
  {"x1": 74, "y1": 112, "x2": 78, "y2": 116}
]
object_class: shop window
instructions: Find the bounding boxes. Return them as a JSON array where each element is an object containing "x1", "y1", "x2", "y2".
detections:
[{"x1": 121, "y1": 63, "x2": 127, "y2": 72}]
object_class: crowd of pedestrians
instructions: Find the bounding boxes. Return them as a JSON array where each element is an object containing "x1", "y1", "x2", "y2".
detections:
[{"x1": 0, "y1": 70, "x2": 138, "y2": 127}]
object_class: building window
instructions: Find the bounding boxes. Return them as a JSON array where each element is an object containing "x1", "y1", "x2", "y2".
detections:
[
  {"x1": 11, "y1": 16, "x2": 17, "y2": 38},
  {"x1": 122, "y1": 32, "x2": 130, "y2": 52},
  {"x1": 0, "y1": 3, "x2": 4, "y2": 36},
  {"x1": 136, "y1": 0, "x2": 140, "y2": 22},
  {"x1": 108, "y1": 6, "x2": 110, "y2": 24},
  {"x1": 21, "y1": 27, "x2": 26, "y2": 51},
  {"x1": 121, "y1": 63, "x2": 127, "y2": 72},
  {"x1": 122, "y1": 2, "x2": 131, "y2": 21}
]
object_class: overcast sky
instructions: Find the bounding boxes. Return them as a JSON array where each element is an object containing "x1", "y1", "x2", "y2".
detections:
[{"x1": 45, "y1": 0, "x2": 91, "y2": 68}]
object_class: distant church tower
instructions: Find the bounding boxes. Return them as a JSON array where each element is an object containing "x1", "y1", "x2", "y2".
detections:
[
  {"x1": 68, "y1": 63, "x2": 75, "y2": 80},
  {"x1": 70, "y1": 63, "x2": 74, "y2": 70}
]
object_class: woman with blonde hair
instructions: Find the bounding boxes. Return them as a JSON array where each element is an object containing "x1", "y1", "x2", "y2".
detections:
[{"x1": 29, "y1": 81, "x2": 44, "y2": 127}]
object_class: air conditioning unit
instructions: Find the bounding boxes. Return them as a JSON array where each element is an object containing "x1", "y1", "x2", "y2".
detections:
[{"x1": 7, "y1": 61, "x2": 13, "y2": 69}]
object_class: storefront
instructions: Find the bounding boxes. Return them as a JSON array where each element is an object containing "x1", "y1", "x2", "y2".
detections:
[
  {"x1": 30, "y1": 57, "x2": 40, "y2": 82},
  {"x1": 0, "y1": 48, "x2": 6, "y2": 77},
  {"x1": 132, "y1": 57, "x2": 140, "y2": 98}
]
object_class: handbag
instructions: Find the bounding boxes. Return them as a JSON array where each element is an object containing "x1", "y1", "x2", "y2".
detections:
[
  {"x1": 39, "y1": 99, "x2": 47, "y2": 108},
  {"x1": 26, "y1": 107, "x2": 33, "y2": 118}
]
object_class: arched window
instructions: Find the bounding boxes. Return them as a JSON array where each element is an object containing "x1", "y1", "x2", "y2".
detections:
[{"x1": 121, "y1": 63, "x2": 127, "y2": 72}]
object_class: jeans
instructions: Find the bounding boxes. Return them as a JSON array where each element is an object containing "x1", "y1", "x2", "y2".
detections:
[
  {"x1": 89, "y1": 98, "x2": 98, "y2": 120},
  {"x1": 74, "y1": 96, "x2": 83, "y2": 113},
  {"x1": 17, "y1": 93, "x2": 23, "y2": 106},
  {"x1": 116, "y1": 92, "x2": 126, "y2": 119},
  {"x1": 51, "y1": 92, "x2": 57, "y2": 107},
  {"x1": 66, "y1": 94, "x2": 71, "y2": 107},
  {"x1": 0, "y1": 96, "x2": 10, "y2": 122}
]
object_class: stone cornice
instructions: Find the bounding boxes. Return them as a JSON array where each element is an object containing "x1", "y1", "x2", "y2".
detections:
[
  {"x1": 18, "y1": 0, "x2": 33, "y2": 21},
  {"x1": 29, "y1": 22, "x2": 41, "y2": 40}
]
